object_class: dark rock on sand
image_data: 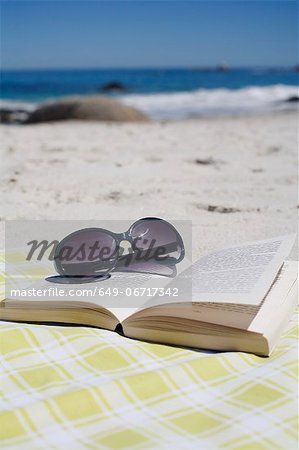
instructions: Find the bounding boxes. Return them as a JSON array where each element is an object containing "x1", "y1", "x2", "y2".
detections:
[
  {"x1": 195, "y1": 157, "x2": 216, "y2": 165},
  {"x1": 284, "y1": 95, "x2": 299, "y2": 103},
  {"x1": 25, "y1": 96, "x2": 149, "y2": 123},
  {"x1": 195, "y1": 203, "x2": 262, "y2": 214},
  {"x1": 206, "y1": 205, "x2": 240, "y2": 213},
  {"x1": 0, "y1": 109, "x2": 12, "y2": 123},
  {"x1": 0, "y1": 108, "x2": 30, "y2": 124},
  {"x1": 195, "y1": 203, "x2": 241, "y2": 213},
  {"x1": 99, "y1": 81, "x2": 128, "y2": 92}
]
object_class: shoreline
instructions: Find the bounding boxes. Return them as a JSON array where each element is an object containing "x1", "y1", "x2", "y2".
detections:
[
  {"x1": 1, "y1": 83, "x2": 298, "y2": 123},
  {"x1": 0, "y1": 107, "x2": 297, "y2": 126}
]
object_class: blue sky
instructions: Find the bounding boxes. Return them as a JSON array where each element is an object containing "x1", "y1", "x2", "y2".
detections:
[{"x1": 0, "y1": 1, "x2": 297, "y2": 69}]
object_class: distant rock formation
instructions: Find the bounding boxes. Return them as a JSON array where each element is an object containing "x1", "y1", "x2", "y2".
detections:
[
  {"x1": 217, "y1": 62, "x2": 229, "y2": 72},
  {"x1": 24, "y1": 96, "x2": 149, "y2": 123},
  {"x1": 98, "y1": 81, "x2": 128, "y2": 93}
]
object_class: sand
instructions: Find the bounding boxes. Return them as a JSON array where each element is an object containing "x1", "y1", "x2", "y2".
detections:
[{"x1": 1, "y1": 112, "x2": 297, "y2": 258}]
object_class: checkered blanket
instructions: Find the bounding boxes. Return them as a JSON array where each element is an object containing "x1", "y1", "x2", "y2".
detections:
[{"x1": 1, "y1": 266, "x2": 298, "y2": 449}]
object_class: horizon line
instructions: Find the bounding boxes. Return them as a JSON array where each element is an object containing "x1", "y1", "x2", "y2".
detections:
[{"x1": 1, "y1": 64, "x2": 297, "y2": 72}]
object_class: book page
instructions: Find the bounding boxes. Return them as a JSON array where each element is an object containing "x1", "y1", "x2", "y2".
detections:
[
  {"x1": 248, "y1": 261, "x2": 298, "y2": 333},
  {"x1": 191, "y1": 261, "x2": 297, "y2": 328},
  {"x1": 190, "y1": 301, "x2": 259, "y2": 329},
  {"x1": 192, "y1": 234, "x2": 296, "y2": 305}
]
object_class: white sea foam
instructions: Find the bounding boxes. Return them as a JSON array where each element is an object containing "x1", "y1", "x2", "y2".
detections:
[
  {"x1": 121, "y1": 85, "x2": 299, "y2": 120},
  {"x1": 0, "y1": 99, "x2": 36, "y2": 112}
]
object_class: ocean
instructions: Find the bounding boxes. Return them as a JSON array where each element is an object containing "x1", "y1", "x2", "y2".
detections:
[{"x1": 1, "y1": 68, "x2": 298, "y2": 119}]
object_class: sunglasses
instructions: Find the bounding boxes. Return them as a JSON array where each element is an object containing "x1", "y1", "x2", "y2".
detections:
[{"x1": 46, "y1": 217, "x2": 185, "y2": 284}]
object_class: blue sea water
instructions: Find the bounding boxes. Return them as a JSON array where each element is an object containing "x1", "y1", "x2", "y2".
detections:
[{"x1": 1, "y1": 68, "x2": 298, "y2": 119}]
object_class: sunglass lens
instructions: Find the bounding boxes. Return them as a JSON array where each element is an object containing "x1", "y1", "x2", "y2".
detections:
[
  {"x1": 54, "y1": 229, "x2": 118, "y2": 277},
  {"x1": 130, "y1": 219, "x2": 183, "y2": 262}
]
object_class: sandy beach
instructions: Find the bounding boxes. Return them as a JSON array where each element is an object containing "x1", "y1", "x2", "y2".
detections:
[{"x1": 1, "y1": 112, "x2": 297, "y2": 257}]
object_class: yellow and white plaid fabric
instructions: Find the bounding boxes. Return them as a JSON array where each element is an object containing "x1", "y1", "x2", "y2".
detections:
[{"x1": 0, "y1": 262, "x2": 298, "y2": 449}]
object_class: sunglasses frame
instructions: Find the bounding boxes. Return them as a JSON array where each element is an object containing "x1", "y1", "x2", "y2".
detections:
[{"x1": 53, "y1": 217, "x2": 185, "y2": 279}]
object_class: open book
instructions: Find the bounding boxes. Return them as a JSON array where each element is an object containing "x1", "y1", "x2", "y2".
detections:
[{"x1": 1, "y1": 235, "x2": 297, "y2": 356}]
